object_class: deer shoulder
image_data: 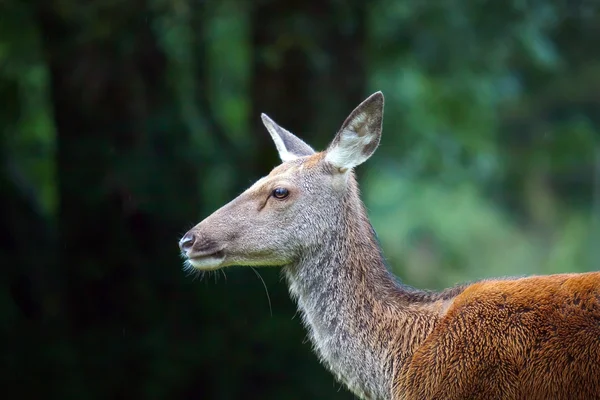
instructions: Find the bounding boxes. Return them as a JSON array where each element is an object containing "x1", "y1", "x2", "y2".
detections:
[{"x1": 394, "y1": 272, "x2": 600, "y2": 400}]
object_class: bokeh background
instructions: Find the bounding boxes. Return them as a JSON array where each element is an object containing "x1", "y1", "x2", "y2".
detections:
[{"x1": 2, "y1": 0, "x2": 600, "y2": 398}]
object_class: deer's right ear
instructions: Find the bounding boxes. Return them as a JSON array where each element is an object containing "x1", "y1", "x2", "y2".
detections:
[{"x1": 261, "y1": 114, "x2": 315, "y2": 162}]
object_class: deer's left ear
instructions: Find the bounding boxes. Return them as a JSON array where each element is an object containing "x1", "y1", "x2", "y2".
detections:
[
  {"x1": 325, "y1": 91, "x2": 384, "y2": 171},
  {"x1": 262, "y1": 114, "x2": 315, "y2": 162}
]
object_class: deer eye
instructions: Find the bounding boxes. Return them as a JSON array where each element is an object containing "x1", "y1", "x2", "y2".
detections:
[{"x1": 272, "y1": 187, "x2": 289, "y2": 199}]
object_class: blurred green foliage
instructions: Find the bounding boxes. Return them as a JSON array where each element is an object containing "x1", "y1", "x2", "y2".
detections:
[{"x1": 1, "y1": 0, "x2": 599, "y2": 398}]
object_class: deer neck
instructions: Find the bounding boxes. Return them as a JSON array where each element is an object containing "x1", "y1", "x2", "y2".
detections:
[{"x1": 283, "y1": 183, "x2": 458, "y2": 400}]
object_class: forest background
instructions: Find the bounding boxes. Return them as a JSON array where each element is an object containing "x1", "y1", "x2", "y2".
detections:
[{"x1": 2, "y1": 0, "x2": 600, "y2": 398}]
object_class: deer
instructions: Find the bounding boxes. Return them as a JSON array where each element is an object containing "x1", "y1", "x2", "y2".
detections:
[{"x1": 178, "y1": 92, "x2": 600, "y2": 400}]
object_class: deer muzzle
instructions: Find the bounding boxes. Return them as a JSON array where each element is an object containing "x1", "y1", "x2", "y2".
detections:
[{"x1": 179, "y1": 230, "x2": 226, "y2": 270}]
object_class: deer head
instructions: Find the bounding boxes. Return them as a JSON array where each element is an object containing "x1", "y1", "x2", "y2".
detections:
[{"x1": 179, "y1": 92, "x2": 384, "y2": 271}]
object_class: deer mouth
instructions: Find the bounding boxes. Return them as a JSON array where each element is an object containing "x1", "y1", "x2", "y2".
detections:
[{"x1": 185, "y1": 249, "x2": 226, "y2": 270}]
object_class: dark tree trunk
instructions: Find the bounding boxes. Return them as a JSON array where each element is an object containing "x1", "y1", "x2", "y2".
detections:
[
  {"x1": 250, "y1": 0, "x2": 366, "y2": 159},
  {"x1": 317, "y1": 2, "x2": 367, "y2": 142},
  {"x1": 35, "y1": 1, "x2": 194, "y2": 398},
  {"x1": 250, "y1": 1, "x2": 322, "y2": 172}
]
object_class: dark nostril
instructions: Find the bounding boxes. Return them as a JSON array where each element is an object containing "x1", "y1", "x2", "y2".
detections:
[{"x1": 179, "y1": 232, "x2": 196, "y2": 252}]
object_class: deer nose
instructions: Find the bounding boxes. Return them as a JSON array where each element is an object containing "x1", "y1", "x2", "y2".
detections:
[{"x1": 179, "y1": 232, "x2": 196, "y2": 252}]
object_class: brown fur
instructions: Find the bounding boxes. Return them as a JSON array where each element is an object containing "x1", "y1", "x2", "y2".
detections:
[
  {"x1": 396, "y1": 273, "x2": 600, "y2": 399},
  {"x1": 179, "y1": 92, "x2": 600, "y2": 399}
]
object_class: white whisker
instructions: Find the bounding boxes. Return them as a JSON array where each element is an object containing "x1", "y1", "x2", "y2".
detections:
[{"x1": 251, "y1": 267, "x2": 272, "y2": 317}]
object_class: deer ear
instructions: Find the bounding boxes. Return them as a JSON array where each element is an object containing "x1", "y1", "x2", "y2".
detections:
[
  {"x1": 261, "y1": 114, "x2": 315, "y2": 162},
  {"x1": 325, "y1": 92, "x2": 384, "y2": 171}
]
